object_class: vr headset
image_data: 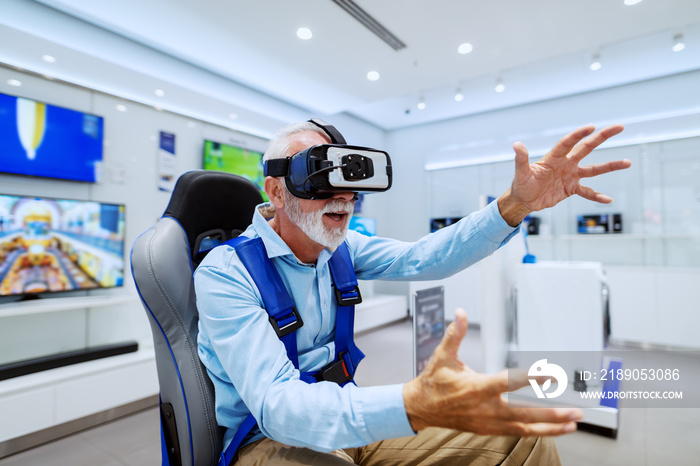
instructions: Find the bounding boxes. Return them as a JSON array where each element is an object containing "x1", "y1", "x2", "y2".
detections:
[{"x1": 264, "y1": 119, "x2": 393, "y2": 199}]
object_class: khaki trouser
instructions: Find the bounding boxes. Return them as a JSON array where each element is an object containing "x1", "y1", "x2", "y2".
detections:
[{"x1": 234, "y1": 427, "x2": 561, "y2": 465}]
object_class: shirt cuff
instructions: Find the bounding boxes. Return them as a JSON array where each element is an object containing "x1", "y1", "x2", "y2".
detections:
[
  {"x1": 360, "y1": 383, "x2": 416, "y2": 441},
  {"x1": 478, "y1": 199, "x2": 520, "y2": 245}
]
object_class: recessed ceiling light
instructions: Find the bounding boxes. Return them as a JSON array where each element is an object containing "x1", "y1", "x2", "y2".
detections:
[
  {"x1": 623, "y1": 0, "x2": 642, "y2": 5},
  {"x1": 228, "y1": 112, "x2": 238, "y2": 120},
  {"x1": 187, "y1": 121, "x2": 197, "y2": 128},
  {"x1": 116, "y1": 104, "x2": 127, "y2": 112},
  {"x1": 296, "y1": 27, "x2": 313, "y2": 40},
  {"x1": 672, "y1": 33, "x2": 686, "y2": 52},
  {"x1": 7, "y1": 79, "x2": 22, "y2": 87},
  {"x1": 42, "y1": 54, "x2": 56, "y2": 63},
  {"x1": 366, "y1": 71, "x2": 380, "y2": 81},
  {"x1": 457, "y1": 43, "x2": 473, "y2": 55},
  {"x1": 495, "y1": 79, "x2": 505, "y2": 93},
  {"x1": 154, "y1": 88, "x2": 165, "y2": 97}
]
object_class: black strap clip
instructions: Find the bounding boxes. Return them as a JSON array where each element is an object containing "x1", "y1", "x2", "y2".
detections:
[
  {"x1": 268, "y1": 308, "x2": 303, "y2": 337},
  {"x1": 334, "y1": 285, "x2": 362, "y2": 307},
  {"x1": 315, "y1": 352, "x2": 353, "y2": 385}
]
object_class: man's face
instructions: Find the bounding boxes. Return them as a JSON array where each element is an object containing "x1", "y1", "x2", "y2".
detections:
[{"x1": 281, "y1": 131, "x2": 355, "y2": 249}]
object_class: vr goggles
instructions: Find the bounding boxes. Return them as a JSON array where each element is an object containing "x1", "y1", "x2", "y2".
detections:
[{"x1": 264, "y1": 119, "x2": 392, "y2": 200}]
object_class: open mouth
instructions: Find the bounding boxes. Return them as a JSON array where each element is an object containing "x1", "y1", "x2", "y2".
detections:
[{"x1": 324, "y1": 211, "x2": 348, "y2": 223}]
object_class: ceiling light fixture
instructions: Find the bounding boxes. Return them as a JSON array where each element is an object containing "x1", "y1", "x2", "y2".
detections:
[
  {"x1": 7, "y1": 79, "x2": 22, "y2": 87},
  {"x1": 672, "y1": 33, "x2": 686, "y2": 52},
  {"x1": 457, "y1": 43, "x2": 473, "y2": 55},
  {"x1": 330, "y1": 0, "x2": 406, "y2": 51},
  {"x1": 42, "y1": 54, "x2": 56, "y2": 63},
  {"x1": 417, "y1": 97, "x2": 426, "y2": 110},
  {"x1": 296, "y1": 27, "x2": 313, "y2": 40},
  {"x1": 494, "y1": 78, "x2": 505, "y2": 93},
  {"x1": 366, "y1": 70, "x2": 380, "y2": 81},
  {"x1": 228, "y1": 112, "x2": 238, "y2": 120},
  {"x1": 623, "y1": 0, "x2": 642, "y2": 5},
  {"x1": 155, "y1": 88, "x2": 165, "y2": 97},
  {"x1": 116, "y1": 104, "x2": 127, "y2": 112},
  {"x1": 590, "y1": 53, "x2": 602, "y2": 71},
  {"x1": 454, "y1": 88, "x2": 464, "y2": 102}
]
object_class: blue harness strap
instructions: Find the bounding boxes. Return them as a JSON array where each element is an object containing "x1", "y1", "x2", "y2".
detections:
[
  {"x1": 328, "y1": 244, "x2": 365, "y2": 378},
  {"x1": 217, "y1": 235, "x2": 364, "y2": 465}
]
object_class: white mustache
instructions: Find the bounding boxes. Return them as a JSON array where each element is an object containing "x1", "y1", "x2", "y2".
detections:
[{"x1": 322, "y1": 200, "x2": 354, "y2": 215}]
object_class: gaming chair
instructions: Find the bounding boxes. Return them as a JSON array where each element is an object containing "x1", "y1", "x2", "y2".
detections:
[{"x1": 131, "y1": 170, "x2": 263, "y2": 466}]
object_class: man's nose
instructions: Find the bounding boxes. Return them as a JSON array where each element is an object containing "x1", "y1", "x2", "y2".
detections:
[{"x1": 331, "y1": 192, "x2": 356, "y2": 202}]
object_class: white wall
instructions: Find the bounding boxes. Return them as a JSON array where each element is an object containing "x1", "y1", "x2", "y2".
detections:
[{"x1": 0, "y1": 64, "x2": 384, "y2": 367}]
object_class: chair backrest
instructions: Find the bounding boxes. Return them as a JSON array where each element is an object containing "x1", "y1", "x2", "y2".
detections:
[{"x1": 131, "y1": 170, "x2": 263, "y2": 466}]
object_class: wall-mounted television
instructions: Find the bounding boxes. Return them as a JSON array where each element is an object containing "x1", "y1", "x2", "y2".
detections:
[
  {"x1": 0, "y1": 92, "x2": 104, "y2": 183},
  {"x1": 0, "y1": 194, "x2": 125, "y2": 298},
  {"x1": 202, "y1": 139, "x2": 267, "y2": 201},
  {"x1": 430, "y1": 217, "x2": 462, "y2": 233},
  {"x1": 349, "y1": 216, "x2": 376, "y2": 237}
]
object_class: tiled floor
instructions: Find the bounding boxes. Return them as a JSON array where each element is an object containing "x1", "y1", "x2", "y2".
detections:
[{"x1": 2, "y1": 318, "x2": 698, "y2": 465}]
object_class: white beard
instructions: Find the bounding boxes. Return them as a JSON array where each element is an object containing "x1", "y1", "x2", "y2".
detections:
[{"x1": 284, "y1": 191, "x2": 354, "y2": 249}]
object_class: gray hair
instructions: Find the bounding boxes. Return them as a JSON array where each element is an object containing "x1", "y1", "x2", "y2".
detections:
[{"x1": 262, "y1": 121, "x2": 328, "y2": 163}]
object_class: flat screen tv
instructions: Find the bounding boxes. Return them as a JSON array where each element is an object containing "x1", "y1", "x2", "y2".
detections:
[
  {"x1": 349, "y1": 216, "x2": 377, "y2": 237},
  {"x1": 430, "y1": 217, "x2": 462, "y2": 233},
  {"x1": 202, "y1": 139, "x2": 268, "y2": 201},
  {"x1": 0, "y1": 92, "x2": 104, "y2": 182},
  {"x1": 0, "y1": 194, "x2": 125, "y2": 298}
]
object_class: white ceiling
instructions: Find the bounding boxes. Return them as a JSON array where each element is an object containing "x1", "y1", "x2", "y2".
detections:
[{"x1": 15, "y1": 0, "x2": 700, "y2": 131}]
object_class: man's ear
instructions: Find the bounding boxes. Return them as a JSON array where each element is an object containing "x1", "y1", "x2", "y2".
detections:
[{"x1": 265, "y1": 177, "x2": 285, "y2": 208}]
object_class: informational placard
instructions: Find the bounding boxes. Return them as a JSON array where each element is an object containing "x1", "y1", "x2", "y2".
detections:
[
  {"x1": 158, "y1": 131, "x2": 176, "y2": 192},
  {"x1": 412, "y1": 286, "x2": 445, "y2": 377}
]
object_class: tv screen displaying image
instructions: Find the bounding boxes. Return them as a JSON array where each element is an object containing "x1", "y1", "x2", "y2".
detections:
[
  {"x1": 430, "y1": 217, "x2": 462, "y2": 233},
  {"x1": 202, "y1": 140, "x2": 267, "y2": 201},
  {"x1": 349, "y1": 216, "x2": 377, "y2": 237},
  {"x1": 0, "y1": 92, "x2": 104, "y2": 182},
  {"x1": 0, "y1": 194, "x2": 125, "y2": 297}
]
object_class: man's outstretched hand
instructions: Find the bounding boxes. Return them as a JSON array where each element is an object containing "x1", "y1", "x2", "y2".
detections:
[
  {"x1": 403, "y1": 308, "x2": 582, "y2": 436},
  {"x1": 497, "y1": 124, "x2": 631, "y2": 226}
]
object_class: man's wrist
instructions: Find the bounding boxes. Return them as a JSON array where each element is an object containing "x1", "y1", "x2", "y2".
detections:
[
  {"x1": 497, "y1": 189, "x2": 532, "y2": 227},
  {"x1": 403, "y1": 379, "x2": 429, "y2": 432}
]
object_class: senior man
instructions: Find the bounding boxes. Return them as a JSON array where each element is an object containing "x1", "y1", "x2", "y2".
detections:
[{"x1": 194, "y1": 120, "x2": 630, "y2": 465}]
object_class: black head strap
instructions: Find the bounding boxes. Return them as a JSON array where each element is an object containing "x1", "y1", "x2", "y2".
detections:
[
  {"x1": 264, "y1": 158, "x2": 289, "y2": 177},
  {"x1": 308, "y1": 118, "x2": 346, "y2": 145}
]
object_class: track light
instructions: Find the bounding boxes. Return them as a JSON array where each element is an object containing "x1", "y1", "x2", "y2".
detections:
[
  {"x1": 590, "y1": 53, "x2": 602, "y2": 71},
  {"x1": 672, "y1": 33, "x2": 686, "y2": 52}
]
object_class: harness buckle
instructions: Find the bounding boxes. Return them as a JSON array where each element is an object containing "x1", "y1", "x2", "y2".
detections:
[
  {"x1": 315, "y1": 352, "x2": 353, "y2": 385},
  {"x1": 268, "y1": 308, "x2": 304, "y2": 337},
  {"x1": 334, "y1": 285, "x2": 363, "y2": 306}
]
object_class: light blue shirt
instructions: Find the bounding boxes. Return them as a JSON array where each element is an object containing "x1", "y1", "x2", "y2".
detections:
[{"x1": 195, "y1": 200, "x2": 518, "y2": 454}]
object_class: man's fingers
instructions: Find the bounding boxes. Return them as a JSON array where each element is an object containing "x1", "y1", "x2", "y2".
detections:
[
  {"x1": 579, "y1": 159, "x2": 632, "y2": 178},
  {"x1": 577, "y1": 184, "x2": 613, "y2": 204},
  {"x1": 504, "y1": 405, "x2": 583, "y2": 424},
  {"x1": 502, "y1": 421, "x2": 579, "y2": 437},
  {"x1": 512, "y1": 141, "x2": 530, "y2": 175},
  {"x1": 549, "y1": 125, "x2": 596, "y2": 158},
  {"x1": 570, "y1": 124, "x2": 625, "y2": 162},
  {"x1": 437, "y1": 308, "x2": 468, "y2": 358}
]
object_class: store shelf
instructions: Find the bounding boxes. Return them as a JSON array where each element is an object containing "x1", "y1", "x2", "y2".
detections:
[{"x1": 0, "y1": 294, "x2": 137, "y2": 318}]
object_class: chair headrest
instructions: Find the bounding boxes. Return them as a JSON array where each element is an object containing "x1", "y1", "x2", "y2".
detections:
[{"x1": 163, "y1": 170, "x2": 264, "y2": 264}]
